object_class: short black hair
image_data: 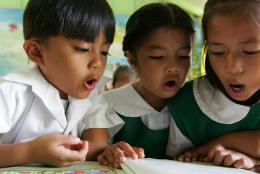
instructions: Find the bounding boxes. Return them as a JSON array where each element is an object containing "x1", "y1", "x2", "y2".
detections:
[
  {"x1": 123, "y1": 3, "x2": 194, "y2": 54},
  {"x1": 23, "y1": 0, "x2": 115, "y2": 44}
]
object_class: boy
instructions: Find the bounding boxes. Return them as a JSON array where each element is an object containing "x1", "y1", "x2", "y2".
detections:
[{"x1": 0, "y1": 0, "x2": 115, "y2": 167}]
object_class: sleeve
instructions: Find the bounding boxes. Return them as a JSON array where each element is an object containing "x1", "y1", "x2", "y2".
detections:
[
  {"x1": 0, "y1": 81, "x2": 16, "y2": 133},
  {"x1": 78, "y1": 94, "x2": 124, "y2": 137}
]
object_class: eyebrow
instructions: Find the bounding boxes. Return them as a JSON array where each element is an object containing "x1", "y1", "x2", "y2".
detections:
[
  {"x1": 206, "y1": 41, "x2": 224, "y2": 46},
  {"x1": 240, "y1": 39, "x2": 260, "y2": 45},
  {"x1": 147, "y1": 44, "x2": 191, "y2": 50}
]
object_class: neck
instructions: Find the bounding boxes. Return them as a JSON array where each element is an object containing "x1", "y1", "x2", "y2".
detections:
[{"x1": 133, "y1": 82, "x2": 166, "y2": 111}]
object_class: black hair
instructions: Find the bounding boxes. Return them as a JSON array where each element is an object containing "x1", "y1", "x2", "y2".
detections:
[
  {"x1": 23, "y1": 0, "x2": 115, "y2": 44},
  {"x1": 122, "y1": 3, "x2": 194, "y2": 55},
  {"x1": 202, "y1": 0, "x2": 260, "y2": 105},
  {"x1": 112, "y1": 65, "x2": 136, "y2": 87}
]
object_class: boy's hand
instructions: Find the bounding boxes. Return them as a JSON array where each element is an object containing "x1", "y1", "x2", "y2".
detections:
[
  {"x1": 28, "y1": 133, "x2": 88, "y2": 167},
  {"x1": 208, "y1": 144, "x2": 256, "y2": 169},
  {"x1": 97, "y1": 141, "x2": 145, "y2": 168}
]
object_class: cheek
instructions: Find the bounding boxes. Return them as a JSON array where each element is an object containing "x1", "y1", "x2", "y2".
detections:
[{"x1": 209, "y1": 58, "x2": 224, "y2": 76}]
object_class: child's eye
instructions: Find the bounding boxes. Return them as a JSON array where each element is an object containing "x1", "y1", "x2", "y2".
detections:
[
  {"x1": 179, "y1": 55, "x2": 190, "y2": 59},
  {"x1": 243, "y1": 50, "x2": 260, "y2": 56},
  {"x1": 149, "y1": 56, "x2": 163, "y2": 60},
  {"x1": 74, "y1": 47, "x2": 89, "y2": 53},
  {"x1": 102, "y1": 51, "x2": 110, "y2": 57},
  {"x1": 209, "y1": 51, "x2": 226, "y2": 57}
]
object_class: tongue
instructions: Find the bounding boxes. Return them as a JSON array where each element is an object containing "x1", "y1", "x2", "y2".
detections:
[{"x1": 85, "y1": 81, "x2": 96, "y2": 90}]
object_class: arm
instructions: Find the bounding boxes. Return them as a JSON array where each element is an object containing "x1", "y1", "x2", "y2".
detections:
[
  {"x1": 81, "y1": 128, "x2": 109, "y2": 161},
  {"x1": 0, "y1": 142, "x2": 32, "y2": 167},
  {"x1": 194, "y1": 131, "x2": 260, "y2": 158},
  {"x1": 0, "y1": 134, "x2": 88, "y2": 167}
]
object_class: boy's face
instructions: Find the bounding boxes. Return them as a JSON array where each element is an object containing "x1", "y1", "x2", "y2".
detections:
[
  {"x1": 36, "y1": 32, "x2": 109, "y2": 99},
  {"x1": 131, "y1": 26, "x2": 191, "y2": 100}
]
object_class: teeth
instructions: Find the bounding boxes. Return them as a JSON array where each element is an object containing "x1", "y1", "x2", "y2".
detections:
[
  {"x1": 230, "y1": 84, "x2": 244, "y2": 92},
  {"x1": 233, "y1": 87, "x2": 241, "y2": 92}
]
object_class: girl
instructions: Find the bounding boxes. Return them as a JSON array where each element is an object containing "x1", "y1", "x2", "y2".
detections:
[
  {"x1": 167, "y1": 0, "x2": 260, "y2": 170},
  {"x1": 81, "y1": 2, "x2": 194, "y2": 168},
  {"x1": 0, "y1": 0, "x2": 115, "y2": 167}
]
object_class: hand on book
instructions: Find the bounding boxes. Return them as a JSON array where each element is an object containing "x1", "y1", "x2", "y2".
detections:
[
  {"x1": 176, "y1": 144, "x2": 257, "y2": 170},
  {"x1": 207, "y1": 144, "x2": 257, "y2": 169},
  {"x1": 97, "y1": 141, "x2": 145, "y2": 168}
]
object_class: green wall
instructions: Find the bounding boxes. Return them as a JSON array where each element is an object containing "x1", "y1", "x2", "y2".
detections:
[{"x1": 0, "y1": 0, "x2": 27, "y2": 8}]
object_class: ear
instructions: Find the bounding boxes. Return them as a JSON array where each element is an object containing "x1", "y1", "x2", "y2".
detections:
[{"x1": 23, "y1": 39, "x2": 44, "y2": 65}]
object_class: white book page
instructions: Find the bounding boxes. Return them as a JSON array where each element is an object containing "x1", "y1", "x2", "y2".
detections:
[{"x1": 121, "y1": 158, "x2": 257, "y2": 174}]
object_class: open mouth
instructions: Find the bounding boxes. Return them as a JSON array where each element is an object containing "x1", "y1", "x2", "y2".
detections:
[
  {"x1": 165, "y1": 80, "x2": 176, "y2": 87},
  {"x1": 163, "y1": 80, "x2": 177, "y2": 91},
  {"x1": 229, "y1": 84, "x2": 245, "y2": 92},
  {"x1": 85, "y1": 79, "x2": 97, "y2": 90}
]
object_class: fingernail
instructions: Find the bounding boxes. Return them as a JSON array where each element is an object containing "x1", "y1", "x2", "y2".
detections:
[
  {"x1": 132, "y1": 154, "x2": 138, "y2": 159},
  {"x1": 120, "y1": 156, "x2": 126, "y2": 162}
]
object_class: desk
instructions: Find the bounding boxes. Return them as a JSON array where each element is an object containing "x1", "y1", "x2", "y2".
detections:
[{"x1": 0, "y1": 161, "x2": 125, "y2": 174}]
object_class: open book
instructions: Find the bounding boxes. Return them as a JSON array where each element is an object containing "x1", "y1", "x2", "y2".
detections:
[{"x1": 121, "y1": 158, "x2": 257, "y2": 174}]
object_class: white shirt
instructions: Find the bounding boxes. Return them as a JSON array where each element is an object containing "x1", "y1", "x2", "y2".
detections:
[
  {"x1": 81, "y1": 84, "x2": 170, "y2": 140},
  {"x1": 0, "y1": 66, "x2": 92, "y2": 143}
]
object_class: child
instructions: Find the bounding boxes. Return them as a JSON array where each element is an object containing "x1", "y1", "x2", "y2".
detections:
[
  {"x1": 104, "y1": 65, "x2": 137, "y2": 90},
  {"x1": 81, "y1": 2, "x2": 194, "y2": 168},
  {"x1": 0, "y1": 0, "x2": 115, "y2": 167},
  {"x1": 167, "y1": 0, "x2": 260, "y2": 170},
  {"x1": 112, "y1": 65, "x2": 137, "y2": 89}
]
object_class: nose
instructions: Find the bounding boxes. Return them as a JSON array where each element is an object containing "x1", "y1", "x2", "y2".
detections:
[
  {"x1": 165, "y1": 57, "x2": 180, "y2": 73},
  {"x1": 225, "y1": 54, "x2": 243, "y2": 75},
  {"x1": 88, "y1": 52, "x2": 104, "y2": 70}
]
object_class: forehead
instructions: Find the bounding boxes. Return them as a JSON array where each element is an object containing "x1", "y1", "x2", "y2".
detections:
[
  {"x1": 207, "y1": 14, "x2": 260, "y2": 44},
  {"x1": 139, "y1": 26, "x2": 192, "y2": 49}
]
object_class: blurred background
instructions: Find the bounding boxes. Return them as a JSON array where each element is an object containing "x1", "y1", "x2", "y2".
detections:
[{"x1": 0, "y1": 0, "x2": 206, "y2": 79}]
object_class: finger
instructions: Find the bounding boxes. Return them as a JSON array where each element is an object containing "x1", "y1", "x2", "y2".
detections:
[
  {"x1": 198, "y1": 155, "x2": 205, "y2": 162},
  {"x1": 97, "y1": 154, "x2": 109, "y2": 166},
  {"x1": 191, "y1": 152, "x2": 199, "y2": 162},
  {"x1": 234, "y1": 158, "x2": 246, "y2": 169},
  {"x1": 78, "y1": 141, "x2": 88, "y2": 156},
  {"x1": 234, "y1": 158, "x2": 255, "y2": 169},
  {"x1": 177, "y1": 154, "x2": 185, "y2": 162},
  {"x1": 59, "y1": 135, "x2": 81, "y2": 146},
  {"x1": 133, "y1": 147, "x2": 145, "y2": 158},
  {"x1": 203, "y1": 156, "x2": 209, "y2": 162},
  {"x1": 112, "y1": 147, "x2": 126, "y2": 163},
  {"x1": 208, "y1": 144, "x2": 225, "y2": 161},
  {"x1": 184, "y1": 151, "x2": 192, "y2": 162},
  {"x1": 117, "y1": 142, "x2": 138, "y2": 159},
  {"x1": 213, "y1": 150, "x2": 230, "y2": 166},
  {"x1": 105, "y1": 149, "x2": 117, "y2": 166},
  {"x1": 223, "y1": 153, "x2": 238, "y2": 167}
]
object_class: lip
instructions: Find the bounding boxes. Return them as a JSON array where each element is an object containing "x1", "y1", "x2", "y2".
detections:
[
  {"x1": 225, "y1": 81, "x2": 246, "y2": 99},
  {"x1": 162, "y1": 76, "x2": 179, "y2": 92},
  {"x1": 84, "y1": 76, "x2": 99, "y2": 91}
]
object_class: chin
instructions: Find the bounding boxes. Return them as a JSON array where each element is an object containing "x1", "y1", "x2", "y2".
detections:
[{"x1": 72, "y1": 92, "x2": 91, "y2": 99}]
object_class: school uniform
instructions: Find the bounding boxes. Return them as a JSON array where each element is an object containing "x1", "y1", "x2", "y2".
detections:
[
  {"x1": 82, "y1": 84, "x2": 171, "y2": 158},
  {"x1": 0, "y1": 66, "x2": 92, "y2": 143},
  {"x1": 167, "y1": 78, "x2": 260, "y2": 156}
]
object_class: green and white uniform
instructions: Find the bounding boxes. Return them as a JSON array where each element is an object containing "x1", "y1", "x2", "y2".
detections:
[
  {"x1": 82, "y1": 84, "x2": 170, "y2": 158},
  {"x1": 167, "y1": 78, "x2": 260, "y2": 156}
]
